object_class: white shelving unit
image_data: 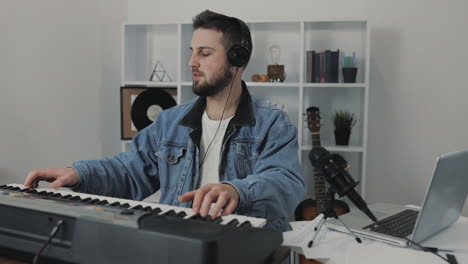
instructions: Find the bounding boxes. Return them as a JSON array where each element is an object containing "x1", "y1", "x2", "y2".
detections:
[{"x1": 121, "y1": 20, "x2": 370, "y2": 199}]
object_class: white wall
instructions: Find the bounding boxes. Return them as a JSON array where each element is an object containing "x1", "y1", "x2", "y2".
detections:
[
  {"x1": 128, "y1": 0, "x2": 468, "y2": 216},
  {"x1": 0, "y1": 1, "x2": 126, "y2": 185}
]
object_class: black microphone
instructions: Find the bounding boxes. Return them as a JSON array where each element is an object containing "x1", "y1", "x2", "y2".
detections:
[{"x1": 309, "y1": 146, "x2": 378, "y2": 222}]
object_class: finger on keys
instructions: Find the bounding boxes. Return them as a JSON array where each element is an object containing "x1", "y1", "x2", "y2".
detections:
[
  {"x1": 192, "y1": 187, "x2": 210, "y2": 214},
  {"x1": 199, "y1": 191, "x2": 217, "y2": 217},
  {"x1": 222, "y1": 200, "x2": 237, "y2": 216},
  {"x1": 24, "y1": 169, "x2": 53, "y2": 189},
  {"x1": 211, "y1": 194, "x2": 227, "y2": 218}
]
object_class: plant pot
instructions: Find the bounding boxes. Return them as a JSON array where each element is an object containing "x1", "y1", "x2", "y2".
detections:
[{"x1": 334, "y1": 129, "x2": 351, "y2": 145}]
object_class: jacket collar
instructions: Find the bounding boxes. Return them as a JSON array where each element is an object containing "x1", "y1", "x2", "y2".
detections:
[{"x1": 180, "y1": 81, "x2": 255, "y2": 129}]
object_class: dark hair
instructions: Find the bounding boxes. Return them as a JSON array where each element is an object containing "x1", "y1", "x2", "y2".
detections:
[{"x1": 192, "y1": 10, "x2": 252, "y2": 67}]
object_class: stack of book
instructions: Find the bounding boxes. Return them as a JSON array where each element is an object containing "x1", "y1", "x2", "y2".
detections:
[{"x1": 306, "y1": 50, "x2": 339, "y2": 83}]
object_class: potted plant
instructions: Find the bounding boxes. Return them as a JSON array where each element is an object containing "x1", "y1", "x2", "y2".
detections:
[{"x1": 332, "y1": 110, "x2": 357, "y2": 145}]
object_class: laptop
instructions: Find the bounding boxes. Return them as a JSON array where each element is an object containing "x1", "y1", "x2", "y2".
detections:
[{"x1": 326, "y1": 149, "x2": 468, "y2": 247}]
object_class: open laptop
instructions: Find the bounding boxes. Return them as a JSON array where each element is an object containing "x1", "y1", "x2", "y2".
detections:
[{"x1": 326, "y1": 149, "x2": 468, "y2": 247}]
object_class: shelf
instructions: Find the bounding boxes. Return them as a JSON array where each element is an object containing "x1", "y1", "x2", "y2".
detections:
[
  {"x1": 122, "y1": 19, "x2": 370, "y2": 198},
  {"x1": 124, "y1": 81, "x2": 179, "y2": 87},
  {"x1": 302, "y1": 83, "x2": 366, "y2": 88},
  {"x1": 301, "y1": 145, "x2": 364, "y2": 153},
  {"x1": 246, "y1": 82, "x2": 300, "y2": 87}
]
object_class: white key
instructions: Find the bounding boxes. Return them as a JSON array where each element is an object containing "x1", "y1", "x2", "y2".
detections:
[{"x1": 6, "y1": 183, "x2": 266, "y2": 227}]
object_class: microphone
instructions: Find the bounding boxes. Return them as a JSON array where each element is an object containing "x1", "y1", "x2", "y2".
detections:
[{"x1": 309, "y1": 146, "x2": 378, "y2": 222}]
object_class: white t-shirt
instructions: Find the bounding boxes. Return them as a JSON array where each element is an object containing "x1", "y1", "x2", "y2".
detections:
[{"x1": 199, "y1": 111, "x2": 234, "y2": 188}]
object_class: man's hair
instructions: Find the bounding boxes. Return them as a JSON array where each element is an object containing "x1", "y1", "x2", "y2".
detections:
[{"x1": 192, "y1": 10, "x2": 252, "y2": 67}]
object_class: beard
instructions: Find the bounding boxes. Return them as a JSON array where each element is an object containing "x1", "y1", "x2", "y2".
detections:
[{"x1": 192, "y1": 63, "x2": 233, "y2": 97}]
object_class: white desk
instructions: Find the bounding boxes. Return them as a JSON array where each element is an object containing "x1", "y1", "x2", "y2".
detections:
[{"x1": 287, "y1": 216, "x2": 468, "y2": 264}]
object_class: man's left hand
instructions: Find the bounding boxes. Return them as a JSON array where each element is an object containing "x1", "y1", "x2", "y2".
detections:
[{"x1": 178, "y1": 183, "x2": 239, "y2": 218}]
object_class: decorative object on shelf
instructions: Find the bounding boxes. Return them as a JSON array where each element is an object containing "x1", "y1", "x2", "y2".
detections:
[
  {"x1": 120, "y1": 86, "x2": 177, "y2": 140},
  {"x1": 332, "y1": 110, "x2": 357, "y2": 146},
  {"x1": 251, "y1": 74, "x2": 269, "y2": 82},
  {"x1": 342, "y1": 52, "x2": 357, "y2": 83},
  {"x1": 267, "y1": 45, "x2": 286, "y2": 82},
  {"x1": 149, "y1": 60, "x2": 173, "y2": 82},
  {"x1": 306, "y1": 50, "x2": 339, "y2": 83}
]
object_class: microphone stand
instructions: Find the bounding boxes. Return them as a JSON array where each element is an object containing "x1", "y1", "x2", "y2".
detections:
[{"x1": 307, "y1": 187, "x2": 362, "y2": 248}]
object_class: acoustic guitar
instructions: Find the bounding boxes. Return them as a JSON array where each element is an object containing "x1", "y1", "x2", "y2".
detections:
[{"x1": 294, "y1": 106, "x2": 350, "y2": 264}]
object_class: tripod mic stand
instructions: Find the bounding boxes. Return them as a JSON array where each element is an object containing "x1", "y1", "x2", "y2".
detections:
[{"x1": 308, "y1": 187, "x2": 362, "y2": 248}]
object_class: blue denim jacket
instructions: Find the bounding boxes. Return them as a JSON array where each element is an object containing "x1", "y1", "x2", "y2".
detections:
[{"x1": 72, "y1": 82, "x2": 306, "y2": 231}]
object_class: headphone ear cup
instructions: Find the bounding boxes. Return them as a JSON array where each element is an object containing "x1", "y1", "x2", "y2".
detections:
[{"x1": 228, "y1": 45, "x2": 250, "y2": 68}]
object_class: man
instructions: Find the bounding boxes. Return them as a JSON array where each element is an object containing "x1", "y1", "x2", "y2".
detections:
[{"x1": 24, "y1": 10, "x2": 306, "y2": 231}]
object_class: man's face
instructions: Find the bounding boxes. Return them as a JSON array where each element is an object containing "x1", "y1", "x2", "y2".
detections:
[{"x1": 189, "y1": 28, "x2": 233, "y2": 97}]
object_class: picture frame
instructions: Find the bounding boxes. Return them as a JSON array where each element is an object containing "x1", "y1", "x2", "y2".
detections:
[{"x1": 120, "y1": 86, "x2": 177, "y2": 140}]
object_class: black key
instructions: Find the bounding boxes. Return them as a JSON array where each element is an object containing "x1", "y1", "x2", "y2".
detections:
[
  {"x1": 175, "y1": 211, "x2": 187, "y2": 218},
  {"x1": 202, "y1": 215, "x2": 212, "y2": 221},
  {"x1": 11, "y1": 187, "x2": 21, "y2": 191},
  {"x1": 88, "y1": 199, "x2": 102, "y2": 204},
  {"x1": 226, "y1": 219, "x2": 240, "y2": 226},
  {"x1": 120, "y1": 203, "x2": 130, "y2": 208},
  {"x1": 69, "y1": 196, "x2": 82, "y2": 201},
  {"x1": 238, "y1": 221, "x2": 252, "y2": 228},
  {"x1": 20, "y1": 188, "x2": 30, "y2": 192},
  {"x1": 61, "y1": 194, "x2": 72, "y2": 199},
  {"x1": 189, "y1": 214, "x2": 203, "y2": 220},
  {"x1": 25, "y1": 189, "x2": 38, "y2": 194},
  {"x1": 151, "y1": 208, "x2": 162, "y2": 214},
  {"x1": 131, "y1": 205, "x2": 143, "y2": 210},
  {"x1": 0, "y1": 185, "x2": 7, "y2": 189},
  {"x1": 50, "y1": 193, "x2": 62, "y2": 198},
  {"x1": 108, "y1": 202, "x2": 121, "y2": 207},
  {"x1": 142, "y1": 206, "x2": 153, "y2": 211},
  {"x1": 81, "y1": 198, "x2": 92, "y2": 203},
  {"x1": 96, "y1": 200, "x2": 108, "y2": 205},
  {"x1": 37, "y1": 191, "x2": 48, "y2": 195},
  {"x1": 43, "y1": 192, "x2": 56, "y2": 197},
  {"x1": 210, "y1": 216, "x2": 223, "y2": 224},
  {"x1": 162, "y1": 210, "x2": 176, "y2": 216}
]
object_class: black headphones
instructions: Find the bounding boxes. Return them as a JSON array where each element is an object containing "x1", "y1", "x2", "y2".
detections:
[{"x1": 227, "y1": 18, "x2": 251, "y2": 68}]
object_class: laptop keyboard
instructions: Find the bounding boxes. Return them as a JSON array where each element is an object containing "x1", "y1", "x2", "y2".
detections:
[{"x1": 363, "y1": 209, "x2": 419, "y2": 238}]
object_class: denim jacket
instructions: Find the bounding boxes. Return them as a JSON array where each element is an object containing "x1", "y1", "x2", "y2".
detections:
[{"x1": 72, "y1": 82, "x2": 306, "y2": 231}]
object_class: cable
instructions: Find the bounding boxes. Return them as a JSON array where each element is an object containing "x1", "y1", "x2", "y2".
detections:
[
  {"x1": 32, "y1": 219, "x2": 64, "y2": 264},
  {"x1": 198, "y1": 68, "x2": 239, "y2": 170}
]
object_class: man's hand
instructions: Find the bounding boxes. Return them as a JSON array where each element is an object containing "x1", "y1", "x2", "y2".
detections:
[
  {"x1": 24, "y1": 168, "x2": 79, "y2": 189},
  {"x1": 178, "y1": 183, "x2": 239, "y2": 218}
]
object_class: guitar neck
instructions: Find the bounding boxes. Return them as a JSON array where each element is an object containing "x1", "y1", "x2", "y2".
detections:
[{"x1": 311, "y1": 132, "x2": 327, "y2": 210}]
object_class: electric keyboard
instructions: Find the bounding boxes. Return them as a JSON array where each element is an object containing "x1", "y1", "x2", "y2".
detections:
[{"x1": 0, "y1": 184, "x2": 282, "y2": 264}]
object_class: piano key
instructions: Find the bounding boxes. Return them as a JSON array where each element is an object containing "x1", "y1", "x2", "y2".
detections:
[
  {"x1": 6, "y1": 184, "x2": 267, "y2": 228},
  {"x1": 238, "y1": 221, "x2": 252, "y2": 228},
  {"x1": 226, "y1": 219, "x2": 239, "y2": 226}
]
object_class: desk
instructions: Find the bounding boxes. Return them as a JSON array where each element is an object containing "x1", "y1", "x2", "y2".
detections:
[{"x1": 290, "y1": 216, "x2": 468, "y2": 264}]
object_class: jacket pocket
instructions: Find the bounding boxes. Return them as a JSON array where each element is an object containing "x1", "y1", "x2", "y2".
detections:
[
  {"x1": 235, "y1": 142, "x2": 259, "y2": 177},
  {"x1": 156, "y1": 143, "x2": 187, "y2": 164},
  {"x1": 155, "y1": 143, "x2": 187, "y2": 190}
]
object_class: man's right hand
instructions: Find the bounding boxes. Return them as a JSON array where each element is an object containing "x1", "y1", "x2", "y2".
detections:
[{"x1": 24, "y1": 168, "x2": 78, "y2": 189}]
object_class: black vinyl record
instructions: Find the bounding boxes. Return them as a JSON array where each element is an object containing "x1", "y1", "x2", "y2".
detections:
[{"x1": 131, "y1": 89, "x2": 176, "y2": 131}]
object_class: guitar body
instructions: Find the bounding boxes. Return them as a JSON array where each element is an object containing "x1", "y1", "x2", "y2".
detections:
[
  {"x1": 295, "y1": 198, "x2": 350, "y2": 222},
  {"x1": 294, "y1": 106, "x2": 351, "y2": 264}
]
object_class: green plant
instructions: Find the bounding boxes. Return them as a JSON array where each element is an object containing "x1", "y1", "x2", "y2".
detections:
[{"x1": 332, "y1": 110, "x2": 357, "y2": 131}]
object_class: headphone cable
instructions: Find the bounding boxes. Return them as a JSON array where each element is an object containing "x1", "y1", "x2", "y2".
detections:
[{"x1": 198, "y1": 68, "x2": 239, "y2": 170}]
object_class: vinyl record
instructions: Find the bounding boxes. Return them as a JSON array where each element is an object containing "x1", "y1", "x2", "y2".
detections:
[{"x1": 131, "y1": 88, "x2": 176, "y2": 131}]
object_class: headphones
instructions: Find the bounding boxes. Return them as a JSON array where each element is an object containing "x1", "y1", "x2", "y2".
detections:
[{"x1": 227, "y1": 18, "x2": 251, "y2": 68}]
